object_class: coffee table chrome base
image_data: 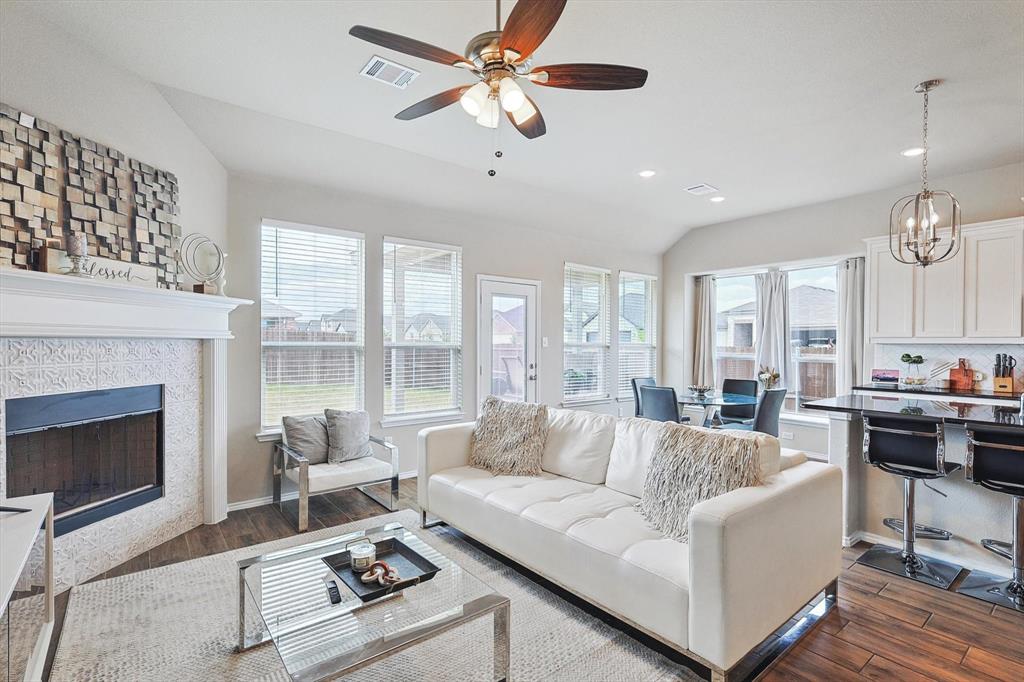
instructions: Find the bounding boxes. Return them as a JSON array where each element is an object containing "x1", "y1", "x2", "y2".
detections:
[
  {"x1": 856, "y1": 544, "x2": 962, "y2": 589},
  {"x1": 956, "y1": 570, "x2": 1024, "y2": 612}
]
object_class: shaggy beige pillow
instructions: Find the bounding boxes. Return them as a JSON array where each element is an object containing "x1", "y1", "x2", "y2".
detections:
[
  {"x1": 470, "y1": 397, "x2": 549, "y2": 476},
  {"x1": 638, "y1": 423, "x2": 765, "y2": 543}
]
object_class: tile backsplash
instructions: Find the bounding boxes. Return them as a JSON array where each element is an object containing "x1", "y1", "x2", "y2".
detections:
[{"x1": 874, "y1": 344, "x2": 1023, "y2": 393}]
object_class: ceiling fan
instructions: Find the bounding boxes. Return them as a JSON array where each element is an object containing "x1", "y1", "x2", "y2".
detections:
[{"x1": 349, "y1": 0, "x2": 648, "y2": 139}]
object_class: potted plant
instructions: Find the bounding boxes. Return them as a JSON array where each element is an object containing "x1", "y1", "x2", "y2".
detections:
[{"x1": 900, "y1": 353, "x2": 926, "y2": 385}]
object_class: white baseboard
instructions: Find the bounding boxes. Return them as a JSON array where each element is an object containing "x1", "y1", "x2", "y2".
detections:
[{"x1": 227, "y1": 471, "x2": 417, "y2": 512}]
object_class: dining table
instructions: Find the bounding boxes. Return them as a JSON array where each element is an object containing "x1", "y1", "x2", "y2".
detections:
[{"x1": 677, "y1": 391, "x2": 758, "y2": 426}]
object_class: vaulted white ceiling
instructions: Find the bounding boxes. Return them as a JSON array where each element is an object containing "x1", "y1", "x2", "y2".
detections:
[{"x1": 22, "y1": 0, "x2": 1024, "y2": 253}]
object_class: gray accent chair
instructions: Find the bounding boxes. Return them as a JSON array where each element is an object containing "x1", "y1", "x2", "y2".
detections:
[
  {"x1": 719, "y1": 378, "x2": 758, "y2": 425},
  {"x1": 273, "y1": 435, "x2": 399, "y2": 532}
]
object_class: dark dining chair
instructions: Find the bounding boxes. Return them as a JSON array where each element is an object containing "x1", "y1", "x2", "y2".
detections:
[
  {"x1": 719, "y1": 379, "x2": 758, "y2": 425},
  {"x1": 631, "y1": 377, "x2": 656, "y2": 417},
  {"x1": 718, "y1": 388, "x2": 786, "y2": 437},
  {"x1": 639, "y1": 385, "x2": 691, "y2": 423}
]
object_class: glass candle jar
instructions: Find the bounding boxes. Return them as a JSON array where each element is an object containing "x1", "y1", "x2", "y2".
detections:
[
  {"x1": 66, "y1": 231, "x2": 88, "y2": 257},
  {"x1": 349, "y1": 541, "x2": 376, "y2": 572}
]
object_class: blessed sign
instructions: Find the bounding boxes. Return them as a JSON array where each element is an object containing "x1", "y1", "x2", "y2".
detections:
[{"x1": 43, "y1": 248, "x2": 160, "y2": 288}]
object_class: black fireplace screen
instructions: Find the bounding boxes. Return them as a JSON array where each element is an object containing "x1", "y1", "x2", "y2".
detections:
[{"x1": 4, "y1": 385, "x2": 164, "y2": 535}]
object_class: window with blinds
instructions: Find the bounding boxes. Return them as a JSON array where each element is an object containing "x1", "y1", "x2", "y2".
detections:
[
  {"x1": 563, "y1": 264, "x2": 610, "y2": 401},
  {"x1": 260, "y1": 221, "x2": 364, "y2": 429},
  {"x1": 383, "y1": 239, "x2": 462, "y2": 419},
  {"x1": 618, "y1": 273, "x2": 657, "y2": 398}
]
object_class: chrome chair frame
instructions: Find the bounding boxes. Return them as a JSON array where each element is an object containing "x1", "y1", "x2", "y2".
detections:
[
  {"x1": 273, "y1": 435, "x2": 399, "y2": 532},
  {"x1": 857, "y1": 415, "x2": 962, "y2": 589},
  {"x1": 957, "y1": 428, "x2": 1024, "y2": 611}
]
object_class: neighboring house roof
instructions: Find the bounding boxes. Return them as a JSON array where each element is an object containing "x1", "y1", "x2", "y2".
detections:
[
  {"x1": 578, "y1": 293, "x2": 648, "y2": 333},
  {"x1": 261, "y1": 298, "x2": 300, "y2": 319},
  {"x1": 322, "y1": 307, "x2": 359, "y2": 334},
  {"x1": 717, "y1": 285, "x2": 836, "y2": 330}
]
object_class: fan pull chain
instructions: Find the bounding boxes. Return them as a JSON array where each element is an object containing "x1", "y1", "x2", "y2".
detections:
[{"x1": 489, "y1": 119, "x2": 503, "y2": 177}]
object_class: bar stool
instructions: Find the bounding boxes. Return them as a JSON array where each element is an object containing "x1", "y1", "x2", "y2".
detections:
[
  {"x1": 956, "y1": 422, "x2": 1024, "y2": 611},
  {"x1": 857, "y1": 411, "x2": 963, "y2": 589}
]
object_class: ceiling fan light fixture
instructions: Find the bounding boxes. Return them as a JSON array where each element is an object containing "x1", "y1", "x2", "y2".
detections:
[
  {"x1": 499, "y1": 78, "x2": 526, "y2": 112},
  {"x1": 476, "y1": 97, "x2": 500, "y2": 128},
  {"x1": 510, "y1": 97, "x2": 538, "y2": 125},
  {"x1": 459, "y1": 81, "x2": 490, "y2": 117}
]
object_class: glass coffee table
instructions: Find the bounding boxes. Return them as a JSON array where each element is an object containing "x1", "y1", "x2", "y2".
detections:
[{"x1": 236, "y1": 522, "x2": 510, "y2": 681}]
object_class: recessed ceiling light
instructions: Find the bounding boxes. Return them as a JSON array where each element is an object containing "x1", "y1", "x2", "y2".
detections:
[
  {"x1": 710, "y1": 196, "x2": 725, "y2": 203},
  {"x1": 637, "y1": 169, "x2": 656, "y2": 178},
  {"x1": 901, "y1": 147, "x2": 925, "y2": 157}
]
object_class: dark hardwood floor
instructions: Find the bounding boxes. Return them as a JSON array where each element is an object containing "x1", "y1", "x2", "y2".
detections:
[{"x1": 49, "y1": 479, "x2": 1023, "y2": 681}]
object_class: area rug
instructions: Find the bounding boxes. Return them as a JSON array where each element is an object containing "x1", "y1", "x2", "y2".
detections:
[{"x1": 51, "y1": 509, "x2": 700, "y2": 681}]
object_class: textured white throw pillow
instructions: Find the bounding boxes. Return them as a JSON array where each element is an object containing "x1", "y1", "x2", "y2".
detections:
[
  {"x1": 324, "y1": 409, "x2": 372, "y2": 463},
  {"x1": 638, "y1": 423, "x2": 765, "y2": 543},
  {"x1": 470, "y1": 396, "x2": 549, "y2": 476},
  {"x1": 281, "y1": 415, "x2": 330, "y2": 465}
]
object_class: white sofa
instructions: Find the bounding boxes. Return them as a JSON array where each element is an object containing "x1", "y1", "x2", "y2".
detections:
[{"x1": 417, "y1": 409, "x2": 842, "y2": 680}]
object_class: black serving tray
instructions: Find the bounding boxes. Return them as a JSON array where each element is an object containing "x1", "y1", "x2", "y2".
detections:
[{"x1": 322, "y1": 536, "x2": 441, "y2": 602}]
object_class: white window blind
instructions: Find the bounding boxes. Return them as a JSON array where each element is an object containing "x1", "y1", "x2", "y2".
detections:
[
  {"x1": 618, "y1": 273, "x2": 657, "y2": 398},
  {"x1": 563, "y1": 264, "x2": 610, "y2": 401},
  {"x1": 260, "y1": 221, "x2": 364, "y2": 429},
  {"x1": 383, "y1": 239, "x2": 462, "y2": 419}
]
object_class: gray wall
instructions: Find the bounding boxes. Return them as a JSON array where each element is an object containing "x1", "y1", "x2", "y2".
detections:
[
  {"x1": 226, "y1": 175, "x2": 661, "y2": 505},
  {"x1": 0, "y1": 3, "x2": 228, "y2": 249}
]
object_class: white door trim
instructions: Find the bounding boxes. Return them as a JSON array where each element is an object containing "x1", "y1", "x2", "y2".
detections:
[{"x1": 476, "y1": 274, "x2": 542, "y2": 410}]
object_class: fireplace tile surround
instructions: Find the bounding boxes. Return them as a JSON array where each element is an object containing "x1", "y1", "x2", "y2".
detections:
[{"x1": 1, "y1": 337, "x2": 203, "y2": 590}]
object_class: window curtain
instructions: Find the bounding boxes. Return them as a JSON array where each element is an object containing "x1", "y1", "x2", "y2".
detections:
[
  {"x1": 753, "y1": 270, "x2": 791, "y2": 388},
  {"x1": 692, "y1": 275, "x2": 716, "y2": 386},
  {"x1": 836, "y1": 257, "x2": 865, "y2": 395}
]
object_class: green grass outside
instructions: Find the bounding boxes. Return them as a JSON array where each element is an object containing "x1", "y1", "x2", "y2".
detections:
[{"x1": 263, "y1": 383, "x2": 453, "y2": 426}]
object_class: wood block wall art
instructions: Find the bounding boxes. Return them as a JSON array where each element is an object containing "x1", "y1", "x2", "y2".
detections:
[{"x1": 0, "y1": 102, "x2": 181, "y2": 288}]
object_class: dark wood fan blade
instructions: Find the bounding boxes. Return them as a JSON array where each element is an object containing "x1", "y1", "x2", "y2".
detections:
[
  {"x1": 505, "y1": 94, "x2": 546, "y2": 139},
  {"x1": 499, "y1": 0, "x2": 567, "y2": 61},
  {"x1": 531, "y1": 63, "x2": 648, "y2": 90},
  {"x1": 395, "y1": 86, "x2": 469, "y2": 120},
  {"x1": 350, "y1": 25, "x2": 472, "y2": 68}
]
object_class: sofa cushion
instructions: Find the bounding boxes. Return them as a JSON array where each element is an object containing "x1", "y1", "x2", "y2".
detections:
[
  {"x1": 284, "y1": 456, "x2": 391, "y2": 493},
  {"x1": 427, "y1": 466, "x2": 690, "y2": 648},
  {"x1": 604, "y1": 417, "x2": 665, "y2": 497},
  {"x1": 470, "y1": 397, "x2": 549, "y2": 476},
  {"x1": 605, "y1": 419, "x2": 781, "y2": 498},
  {"x1": 541, "y1": 408, "x2": 616, "y2": 484},
  {"x1": 780, "y1": 448, "x2": 808, "y2": 470}
]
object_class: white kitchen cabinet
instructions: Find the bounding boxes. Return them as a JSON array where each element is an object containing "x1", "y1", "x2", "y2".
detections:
[
  {"x1": 963, "y1": 222, "x2": 1023, "y2": 338},
  {"x1": 866, "y1": 238, "x2": 914, "y2": 338},
  {"x1": 914, "y1": 245, "x2": 964, "y2": 337},
  {"x1": 865, "y1": 217, "x2": 1023, "y2": 343}
]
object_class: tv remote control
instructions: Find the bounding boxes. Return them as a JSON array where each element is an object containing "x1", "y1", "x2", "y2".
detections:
[{"x1": 326, "y1": 579, "x2": 342, "y2": 604}]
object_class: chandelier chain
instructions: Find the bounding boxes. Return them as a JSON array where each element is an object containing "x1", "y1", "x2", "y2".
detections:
[{"x1": 921, "y1": 90, "x2": 929, "y2": 190}]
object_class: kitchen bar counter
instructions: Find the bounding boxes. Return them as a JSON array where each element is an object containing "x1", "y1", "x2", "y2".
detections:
[
  {"x1": 805, "y1": 394, "x2": 1024, "y2": 428},
  {"x1": 853, "y1": 383, "x2": 1021, "y2": 401}
]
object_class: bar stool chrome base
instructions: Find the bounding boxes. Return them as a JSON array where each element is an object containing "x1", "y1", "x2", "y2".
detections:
[
  {"x1": 956, "y1": 570, "x2": 1024, "y2": 612},
  {"x1": 882, "y1": 518, "x2": 953, "y2": 541},
  {"x1": 857, "y1": 544, "x2": 963, "y2": 589}
]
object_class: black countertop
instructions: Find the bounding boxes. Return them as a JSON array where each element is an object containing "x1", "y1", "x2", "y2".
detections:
[
  {"x1": 803, "y1": 394, "x2": 1024, "y2": 428},
  {"x1": 854, "y1": 383, "x2": 1021, "y2": 401}
]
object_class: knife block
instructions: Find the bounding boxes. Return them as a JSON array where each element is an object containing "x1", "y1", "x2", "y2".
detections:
[{"x1": 993, "y1": 373, "x2": 1014, "y2": 394}]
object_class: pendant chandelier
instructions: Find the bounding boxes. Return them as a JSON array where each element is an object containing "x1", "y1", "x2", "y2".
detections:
[{"x1": 889, "y1": 80, "x2": 962, "y2": 267}]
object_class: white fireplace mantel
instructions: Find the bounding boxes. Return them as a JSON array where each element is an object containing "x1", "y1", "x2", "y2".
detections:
[
  {"x1": 0, "y1": 268, "x2": 252, "y2": 525},
  {"x1": 0, "y1": 268, "x2": 250, "y2": 339}
]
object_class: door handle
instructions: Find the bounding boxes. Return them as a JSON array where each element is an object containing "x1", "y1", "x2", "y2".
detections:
[{"x1": 528, "y1": 374, "x2": 537, "y2": 381}]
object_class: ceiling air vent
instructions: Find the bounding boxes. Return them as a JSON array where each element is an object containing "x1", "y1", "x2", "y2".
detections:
[
  {"x1": 684, "y1": 183, "x2": 719, "y2": 196},
  {"x1": 360, "y1": 55, "x2": 420, "y2": 89}
]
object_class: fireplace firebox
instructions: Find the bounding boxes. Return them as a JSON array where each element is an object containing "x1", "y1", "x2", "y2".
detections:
[{"x1": 5, "y1": 385, "x2": 164, "y2": 536}]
